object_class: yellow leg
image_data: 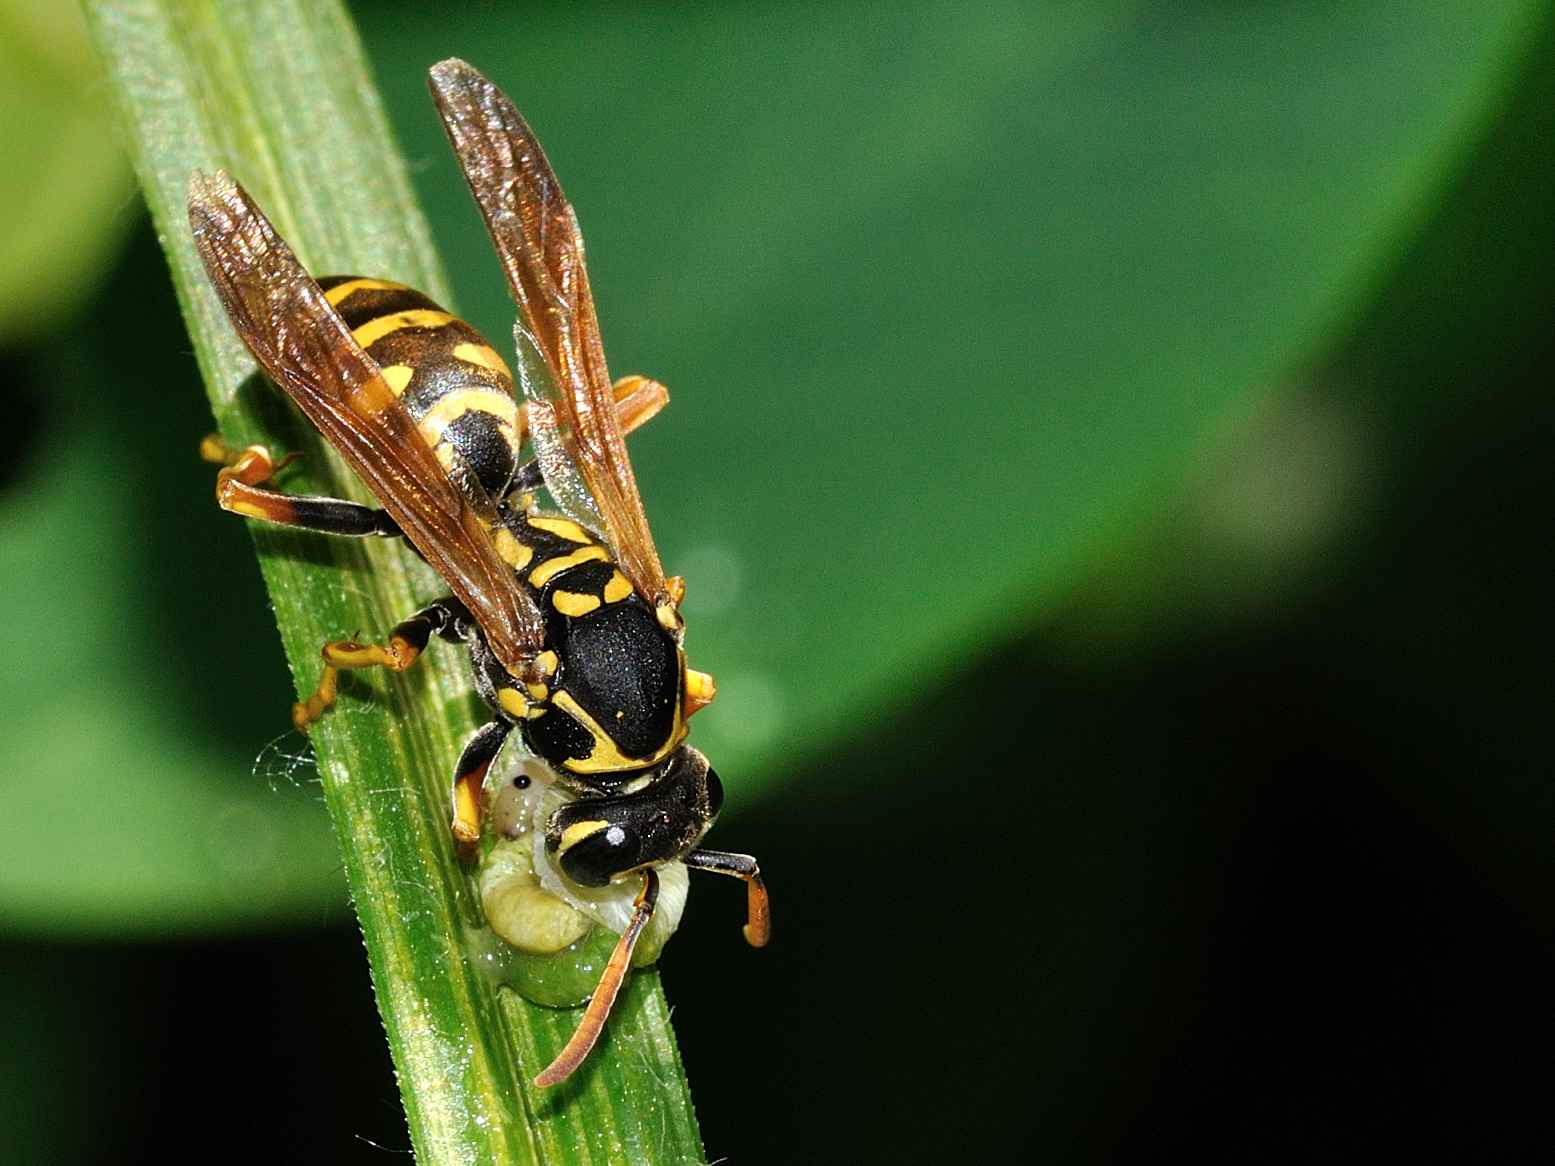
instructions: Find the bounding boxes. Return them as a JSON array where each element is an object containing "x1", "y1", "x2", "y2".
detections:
[
  {"x1": 202, "y1": 434, "x2": 301, "y2": 484},
  {"x1": 610, "y1": 375, "x2": 669, "y2": 436},
  {"x1": 202, "y1": 435, "x2": 314, "y2": 524},
  {"x1": 199, "y1": 433, "x2": 238, "y2": 466},
  {"x1": 449, "y1": 720, "x2": 512, "y2": 845},
  {"x1": 292, "y1": 632, "x2": 424, "y2": 731},
  {"x1": 684, "y1": 667, "x2": 717, "y2": 717}
]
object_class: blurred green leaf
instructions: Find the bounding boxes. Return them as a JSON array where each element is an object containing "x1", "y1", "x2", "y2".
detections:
[
  {"x1": 0, "y1": 1, "x2": 133, "y2": 344},
  {"x1": 0, "y1": 407, "x2": 341, "y2": 934},
  {"x1": 362, "y1": 2, "x2": 1544, "y2": 783}
]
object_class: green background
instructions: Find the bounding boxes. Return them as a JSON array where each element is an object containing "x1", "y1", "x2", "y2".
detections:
[{"x1": 3, "y1": 1, "x2": 1553, "y2": 1160}]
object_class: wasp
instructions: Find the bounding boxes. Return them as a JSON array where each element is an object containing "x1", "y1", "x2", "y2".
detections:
[{"x1": 188, "y1": 58, "x2": 769, "y2": 1087}]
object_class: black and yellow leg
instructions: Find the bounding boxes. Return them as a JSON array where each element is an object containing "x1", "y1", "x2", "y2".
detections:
[
  {"x1": 202, "y1": 434, "x2": 401, "y2": 537},
  {"x1": 202, "y1": 433, "x2": 295, "y2": 494},
  {"x1": 684, "y1": 849, "x2": 770, "y2": 947},
  {"x1": 450, "y1": 719, "x2": 512, "y2": 845},
  {"x1": 292, "y1": 600, "x2": 459, "y2": 730},
  {"x1": 534, "y1": 868, "x2": 659, "y2": 1088},
  {"x1": 202, "y1": 433, "x2": 285, "y2": 475}
]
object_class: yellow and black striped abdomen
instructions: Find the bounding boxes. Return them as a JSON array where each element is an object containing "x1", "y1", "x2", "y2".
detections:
[{"x1": 318, "y1": 275, "x2": 523, "y2": 497}]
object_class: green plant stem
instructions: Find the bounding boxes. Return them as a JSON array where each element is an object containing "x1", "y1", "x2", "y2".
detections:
[{"x1": 84, "y1": 1, "x2": 704, "y2": 1161}]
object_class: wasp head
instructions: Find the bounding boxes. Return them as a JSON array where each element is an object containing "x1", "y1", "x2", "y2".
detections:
[{"x1": 545, "y1": 746, "x2": 723, "y2": 887}]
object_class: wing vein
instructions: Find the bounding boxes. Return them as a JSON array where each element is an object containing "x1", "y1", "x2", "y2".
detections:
[
  {"x1": 429, "y1": 58, "x2": 669, "y2": 601},
  {"x1": 187, "y1": 169, "x2": 546, "y2": 674}
]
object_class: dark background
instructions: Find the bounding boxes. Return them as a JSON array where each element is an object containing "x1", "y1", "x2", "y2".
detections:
[{"x1": 3, "y1": 4, "x2": 1552, "y2": 1162}]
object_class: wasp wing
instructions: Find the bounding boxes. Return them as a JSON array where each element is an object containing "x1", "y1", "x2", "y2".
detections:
[
  {"x1": 187, "y1": 169, "x2": 546, "y2": 675},
  {"x1": 428, "y1": 58, "x2": 669, "y2": 603}
]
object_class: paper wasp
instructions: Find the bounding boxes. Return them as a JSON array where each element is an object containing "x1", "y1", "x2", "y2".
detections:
[{"x1": 188, "y1": 58, "x2": 769, "y2": 1087}]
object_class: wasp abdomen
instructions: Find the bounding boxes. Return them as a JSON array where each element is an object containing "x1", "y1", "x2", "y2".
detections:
[{"x1": 319, "y1": 276, "x2": 522, "y2": 497}]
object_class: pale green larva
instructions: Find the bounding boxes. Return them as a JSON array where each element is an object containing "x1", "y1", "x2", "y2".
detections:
[{"x1": 478, "y1": 760, "x2": 688, "y2": 982}]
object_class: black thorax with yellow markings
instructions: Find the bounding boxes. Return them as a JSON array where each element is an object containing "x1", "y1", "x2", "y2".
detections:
[
  {"x1": 319, "y1": 275, "x2": 522, "y2": 498},
  {"x1": 479, "y1": 507, "x2": 684, "y2": 792}
]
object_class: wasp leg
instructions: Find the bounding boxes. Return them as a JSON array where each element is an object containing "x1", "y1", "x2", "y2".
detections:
[
  {"x1": 202, "y1": 435, "x2": 402, "y2": 537},
  {"x1": 293, "y1": 598, "x2": 464, "y2": 730},
  {"x1": 684, "y1": 849, "x2": 770, "y2": 947},
  {"x1": 533, "y1": 868, "x2": 659, "y2": 1088},
  {"x1": 450, "y1": 719, "x2": 512, "y2": 845},
  {"x1": 609, "y1": 374, "x2": 669, "y2": 434}
]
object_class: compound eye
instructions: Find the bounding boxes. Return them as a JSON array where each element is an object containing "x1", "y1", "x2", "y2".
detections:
[
  {"x1": 555, "y1": 820, "x2": 642, "y2": 887},
  {"x1": 704, "y1": 766, "x2": 725, "y2": 819}
]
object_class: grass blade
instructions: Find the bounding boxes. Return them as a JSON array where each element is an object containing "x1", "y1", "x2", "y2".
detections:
[{"x1": 84, "y1": 1, "x2": 705, "y2": 1160}]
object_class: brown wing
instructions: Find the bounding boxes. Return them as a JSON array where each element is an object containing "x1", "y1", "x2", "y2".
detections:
[
  {"x1": 187, "y1": 169, "x2": 546, "y2": 676},
  {"x1": 427, "y1": 58, "x2": 669, "y2": 602}
]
